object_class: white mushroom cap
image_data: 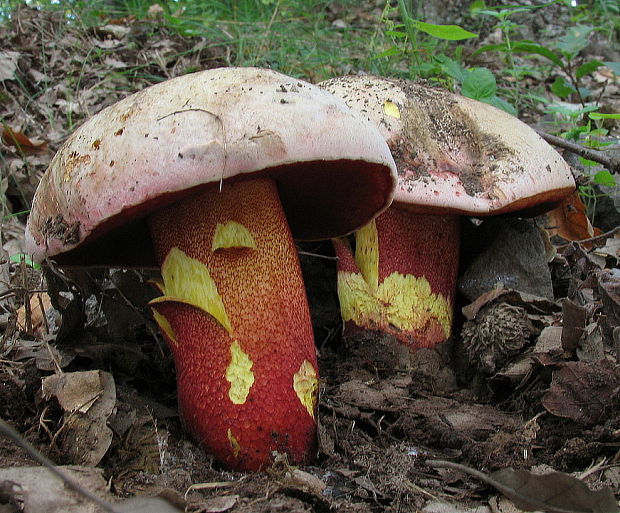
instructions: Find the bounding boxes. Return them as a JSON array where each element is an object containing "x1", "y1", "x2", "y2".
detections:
[
  {"x1": 320, "y1": 75, "x2": 575, "y2": 215},
  {"x1": 25, "y1": 67, "x2": 397, "y2": 265}
]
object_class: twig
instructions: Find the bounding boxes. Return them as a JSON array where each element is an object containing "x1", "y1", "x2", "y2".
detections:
[
  {"x1": 297, "y1": 250, "x2": 338, "y2": 261},
  {"x1": 426, "y1": 459, "x2": 592, "y2": 513},
  {"x1": 534, "y1": 129, "x2": 620, "y2": 174},
  {"x1": 0, "y1": 419, "x2": 182, "y2": 513},
  {"x1": 0, "y1": 419, "x2": 120, "y2": 513},
  {"x1": 556, "y1": 225, "x2": 620, "y2": 248}
]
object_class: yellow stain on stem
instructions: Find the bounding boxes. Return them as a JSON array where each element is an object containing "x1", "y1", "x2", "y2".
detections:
[
  {"x1": 227, "y1": 428, "x2": 241, "y2": 458},
  {"x1": 293, "y1": 360, "x2": 318, "y2": 419},
  {"x1": 338, "y1": 270, "x2": 452, "y2": 339},
  {"x1": 212, "y1": 221, "x2": 257, "y2": 251},
  {"x1": 354, "y1": 220, "x2": 379, "y2": 293},
  {"x1": 226, "y1": 340, "x2": 255, "y2": 404},
  {"x1": 151, "y1": 309, "x2": 178, "y2": 345},
  {"x1": 149, "y1": 247, "x2": 233, "y2": 335}
]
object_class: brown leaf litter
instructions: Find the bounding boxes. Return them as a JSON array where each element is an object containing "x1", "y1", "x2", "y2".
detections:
[{"x1": 0, "y1": 5, "x2": 619, "y2": 513}]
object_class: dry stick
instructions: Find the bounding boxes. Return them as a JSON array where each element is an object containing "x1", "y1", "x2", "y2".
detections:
[
  {"x1": 426, "y1": 459, "x2": 581, "y2": 513},
  {"x1": 0, "y1": 419, "x2": 121, "y2": 513},
  {"x1": 534, "y1": 128, "x2": 620, "y2": 174},
  {"x1": 557, "y1": 225, "x2": 620, "y2": 248},
  {"x1": 0, "y1": 419, "x2": 183, "y2": 513}
]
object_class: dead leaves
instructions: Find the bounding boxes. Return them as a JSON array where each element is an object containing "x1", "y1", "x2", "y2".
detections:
[
  {"x1": 487, "y1": 467, "x2": 619, "y2": 513},
  {"x1": 0, "y1": 420, "x2": 183, "y2": 513},
  {"x1": 542, "y1": 190, "x2": 599, "y2": 246},
  {"x1": 1, "y1": 126, "x2": 48, "y2": 156},
  {"x1": 42, "y1": 370, "x2": 116, "y2": 466},
  {"x1": 0, "y1": 50, "x2": 21, "y2": 81},
  {"x1": 428, "y1": 460, "x2": 619, "y2": 513},
  {"x1": 542, "y1": 361, "x2": 620, "y2": 425}
]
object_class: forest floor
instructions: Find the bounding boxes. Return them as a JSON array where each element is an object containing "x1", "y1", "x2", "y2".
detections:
[{"x1": 0, "y1": 4, "x2": 619, "y2": 513}]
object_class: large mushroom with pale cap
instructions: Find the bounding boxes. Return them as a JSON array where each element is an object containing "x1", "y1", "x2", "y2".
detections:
[
  {"x1": 25, "y1": 67, "x2": 397, "y2": 471},
  {"x1": 319, "y1": 75, "x2": 575, "y2": 350}
]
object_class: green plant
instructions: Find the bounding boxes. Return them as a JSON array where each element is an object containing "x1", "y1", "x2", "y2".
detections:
[
  {"x1": 371, "y1": 0, "x2": 476, "y2": 80},
  {"x1": 472, "y1": 2, "x2": 619, "y2": 110},
  {"x1": 370, "y1": 0, "x2": 526, "y2": 114},
  {"x1": 547, "y1": 105, "x2": 619, "y2": 215}
]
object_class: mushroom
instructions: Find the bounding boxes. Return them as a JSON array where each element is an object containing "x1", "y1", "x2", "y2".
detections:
[
  {"x1": 319, "y1": 75, "x2": 575, "y2": 350},
  {"x1": 25, "y1": 67, "x2": 397, "y2": 471}
]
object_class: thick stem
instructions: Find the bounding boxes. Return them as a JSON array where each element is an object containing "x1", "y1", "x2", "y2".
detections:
[
  {"x1": 148, "y1": 178, "x2": 318, "y2": 471},
  {"x1": 334, "y1": 206, "x2": 459, "y2": 350}
]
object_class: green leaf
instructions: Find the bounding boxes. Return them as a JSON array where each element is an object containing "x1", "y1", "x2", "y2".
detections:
[
  {"x1": 578, "y1": 86, "x2": 592, "y2": 98},
  {"x1": 471, "y1": 41, "x2": 564, "y2": 67},
  {"x1": 604, "y1": 61, "x2": 620, "y2": 75},
  {"x1": 593, "y1": 170, "x2": 616, "y2": 187},
  {"x1": 578, "y1": 157, "x2": 600, "y2": 167},
  {"x1": 556, "y1": 25, "x2": 594, "y2": 58},
  {"x1": 461, "y1": 67, "x2": 496, "y2": 100},
  {"x1": 411, "y1": 20, "x2": 478, "y2": 41},
  {"x1": 474, "y1": 8, "x2": 503, "y2": 19},
  {"x1": 485, "y1": 95, "x2": 517, "y2": 116},
  {"x1": 439, "y1": 57, "x2": 467, "y2": 83},
  {"x1": 550, "y1": 76, "x2": 577, "y2": 98},
  {"x1": 373, "y1": 46, "x2": 403, "y2": 59},
  {"x1": 510, "y1": 41, "x2": 564, "y2": 67},
  {"x1": 470, "y1": 42, "x2": 509, "y2": 56},
  {"x1": 386, "y1": 30, "x2": 407, "y2": 39},
  {"x1": 547, "y1": 103, "x2": 599, "y2": 117},
  {"x1": 469, "y1": 0, "x2": 486, "y2": 15},
  {"x1": 9, "y1": 254, "x2": 40, "y2": 269},
  {"x1": 576, "y1": 59, "x2": 603, "y2": 79},
  {"x1": 590, "y1": 112, "x2": 620, "y2": 120}
]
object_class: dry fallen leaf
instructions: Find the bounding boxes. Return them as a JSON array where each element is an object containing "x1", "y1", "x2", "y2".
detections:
[
  {"x1": 16, "y1": 292, "x2": 53, "y2": 337},
  {"x1": 491, "y1": 467, "x2": 620, "y2": 513},
  {"x1": 598, "y1": 271, "x2": 620, "y2": 331},
  {"x1": 542, "y1": 191, "x2": 599, "y2": 246},
  {"x1": 561, "y1": 298, "x2": 587, "y2": 352},
  {"x1": 428, "y1": 460, "x2": 619, "y2": 513},
  {"x1": 0, "y1": 50, "x2": 20, "y2": 81},
  {"x1": 0, "y1": 465, "x2": 110, "y2": 513},
  {"x1": 542, "y1": 360, "x2": 620, "y2": 425},
  {"x1": 1, "y1": 126, "x2": 48, "y2": 155},
  {"x1": 0, "y1": 419, "x2": 184, "y2": 513},
  {"x1": 593, "y1": 233, "x2": 620, "y2": 265},
  {"x1": 42, "y1": 370, "x2": 116, "y2": 466}
]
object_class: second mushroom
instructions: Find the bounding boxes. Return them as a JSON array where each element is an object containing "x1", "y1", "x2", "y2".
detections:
[{"x1": 320, "y1": 75, "x2": 575, "y2": 350}]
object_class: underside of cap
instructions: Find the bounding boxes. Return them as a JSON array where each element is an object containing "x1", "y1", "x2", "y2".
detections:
[
  {"x1": 319, "y1": 75, "x2": 575, "y2": 216},
  {"x1": 25, "y1": 67, "x2": 397, "y2": 265}
]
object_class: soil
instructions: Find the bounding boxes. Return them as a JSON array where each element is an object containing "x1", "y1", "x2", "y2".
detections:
[{"x1": 0, "y1": 4, "x2": 619, "y2": 513}]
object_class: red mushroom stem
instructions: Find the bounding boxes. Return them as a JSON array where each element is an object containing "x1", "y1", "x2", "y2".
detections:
[
  {"x1": 148, "y1": 178, "x2": 319, "y2": 471},
  {"x1": 334, "y1": 207, "x2": 459, "y2": 349}
]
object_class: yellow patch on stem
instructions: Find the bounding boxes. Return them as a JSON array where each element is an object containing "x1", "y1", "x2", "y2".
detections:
[
  {"x1": 212, "y1": 221, "x2": 257, "y2": 251},
  {"x1": 383, "y1": 100, "x2": 401, "y2": 119},
  {"x1": 148, "y1": 277, "x2": 165, "y2": 295},
  {"x1": 149, "y1": 247, "x2": 233, "y2": 335},
  {"x1": 338, "y1": 270, "x2": 452, "y2": 339},
  {"x1": 151, "y1": 309, "x2": 177, "y2": 345},
  {"x1": 293, "y1": 360, "x2": 318, "y2": 419},
  {"x1": 226, "y1": 340, "x2": 255, "y2": 404},
  {"x1": 227, "y1": 428, "x2": 241, "y2": 458},
  {"x1": 354, "y1": 220, "x2": 379, "y2": 293}
]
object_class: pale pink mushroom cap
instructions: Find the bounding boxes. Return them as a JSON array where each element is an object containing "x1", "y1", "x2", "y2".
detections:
[
  {"x1": 320, "y1": 75, "x2": 575, "y2": 215},
  {"x1": 25, "y1": 67, "x2": 397, "y2": 265}
]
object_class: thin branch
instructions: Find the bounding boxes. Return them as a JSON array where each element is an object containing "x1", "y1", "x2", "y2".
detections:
[
  {"x1": 0, "y1": 419, "x2": 120, "y2": 513},
  {"x1": 556, "y1": 225, "x2": 620, "y2": 248},
  {"x1": 534, "y1": 129, "x2": 620, "y2": 174},
  {"x1": 426, "y1": 459, "x2": 585, "y2": 513}
]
